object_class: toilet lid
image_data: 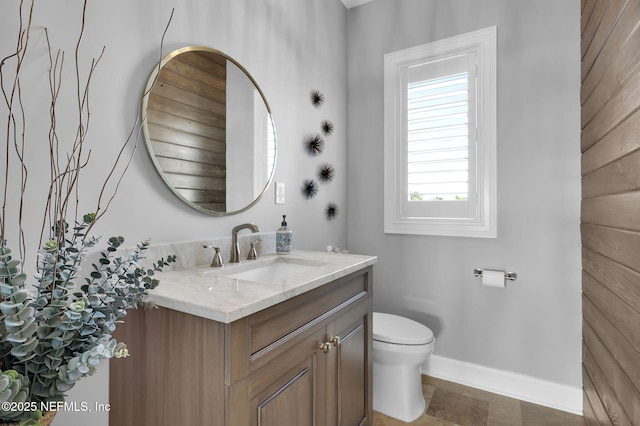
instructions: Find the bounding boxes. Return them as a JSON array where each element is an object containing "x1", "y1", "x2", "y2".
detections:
[{"x1": 373, "y1": 312, "x2": 434, "y2": 345}]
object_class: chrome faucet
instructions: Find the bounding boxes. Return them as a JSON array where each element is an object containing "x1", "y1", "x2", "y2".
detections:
[{"x1": 230, "y1": 223, "x2": 260, "y2": 263}]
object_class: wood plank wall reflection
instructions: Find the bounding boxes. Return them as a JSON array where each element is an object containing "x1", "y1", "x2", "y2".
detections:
[
  {"x1": 581, "y1": 0, "x2": 640, "y2": 424},
  {"x1": 147, "y1": 51, "x2": 227, "y2": 212}
]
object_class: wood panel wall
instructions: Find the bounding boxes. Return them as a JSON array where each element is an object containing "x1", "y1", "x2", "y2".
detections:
[
  {"x1": 147, "y1": 51, "x2": 227, "y2": 212},
  {"x1": 581, "y1": 0, "x2": 640, "y2": 424}
]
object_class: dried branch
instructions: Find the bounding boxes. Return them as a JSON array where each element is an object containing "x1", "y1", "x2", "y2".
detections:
[
  {"x1": 2, "y1": 0, "x2": 174, "y2": 273},
  {"x1": 42, "y1": 31, "x2": 63, "y2": 247},
  {"x1": 89, "y1": 7, "x2": 175, "y2": 232},
  {"x1": 0, "y1": 0, "x2": 34, "y2": 264}
]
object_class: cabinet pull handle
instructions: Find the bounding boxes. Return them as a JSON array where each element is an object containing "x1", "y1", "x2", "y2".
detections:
[
  {"x1": 318, "y1": 342, "x2": 332, "y2": 353},
  {"x1": 330, "y1": 336, "x2": 340, "y2": 347}
]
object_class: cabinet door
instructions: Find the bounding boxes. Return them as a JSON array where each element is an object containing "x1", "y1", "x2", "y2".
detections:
[
  {"x1": 247, "y1": 327, "x2": 328, "y2": 426},
  {"x1": 331, "y1": 302, "x2": 372, "y2": 426}
]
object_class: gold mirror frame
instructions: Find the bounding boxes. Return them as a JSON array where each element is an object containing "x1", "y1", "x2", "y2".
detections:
[{"x1": 141, "y1": 46, "x2": 277, "y2": 215}]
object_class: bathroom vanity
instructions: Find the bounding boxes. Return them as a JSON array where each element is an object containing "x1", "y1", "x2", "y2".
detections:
[{"x1": 109, "y1": 250, "x2": 376, "y2": 426}]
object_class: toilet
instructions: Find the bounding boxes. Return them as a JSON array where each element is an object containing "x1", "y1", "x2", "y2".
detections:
[{"x1": 373, "y1": 312, "x2": 435, "y2": 422}]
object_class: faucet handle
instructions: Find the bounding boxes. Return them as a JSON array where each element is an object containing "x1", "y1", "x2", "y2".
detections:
[
  {"x1": 203, "y1": 245, "x2": 224, "y2": 267},
  {"x1": 247, "y1": 240, "x2": 261, "y2": 260}
]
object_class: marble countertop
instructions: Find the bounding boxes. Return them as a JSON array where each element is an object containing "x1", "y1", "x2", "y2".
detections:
[{"x1": 147, "y1": 250, "x2": 377, "y2": 323}]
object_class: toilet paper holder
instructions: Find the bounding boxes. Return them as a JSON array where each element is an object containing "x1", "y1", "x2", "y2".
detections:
[{"x1": 473, "y1": 268, "x2": 518, "y2": 281}]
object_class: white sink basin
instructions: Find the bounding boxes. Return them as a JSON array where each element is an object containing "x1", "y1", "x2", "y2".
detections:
[
  {"x1": 227, "y1": 262, "x2": 314, "y2": 283},
  {"x1": 203, "y1": 256, "x2": 326, "y2": 284}
]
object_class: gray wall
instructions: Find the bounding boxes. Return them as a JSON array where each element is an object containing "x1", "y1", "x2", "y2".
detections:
[
  {"x1": 346, "y1": 0, "x2": 582, "y2": 387},
  {"x1": 0, "y1": 1, "x2": 348, "y2": 425},
  {"x1": 0, "y1": 0, "x2": 349, "y2": 266}
]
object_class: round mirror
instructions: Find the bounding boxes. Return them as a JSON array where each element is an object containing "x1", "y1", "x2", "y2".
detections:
[{"x1": 142, "y1": 46, "x2": 277, "y2": 215}]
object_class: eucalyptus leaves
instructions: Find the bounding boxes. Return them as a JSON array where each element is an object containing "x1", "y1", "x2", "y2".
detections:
[{"x1": 0, "y1": 215, "x2": 175, "y2": 424}]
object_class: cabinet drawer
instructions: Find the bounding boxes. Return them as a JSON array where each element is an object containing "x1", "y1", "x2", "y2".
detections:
[{"x1": 248, "y1": 268, "x2": 370, "y2": 358}]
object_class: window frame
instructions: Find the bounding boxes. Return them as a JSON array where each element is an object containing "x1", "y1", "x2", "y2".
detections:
[{"x1": 383, "y1": 26, "x2": 497, "y2": 238}]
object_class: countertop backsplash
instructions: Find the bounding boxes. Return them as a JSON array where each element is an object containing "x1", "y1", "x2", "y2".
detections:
[{"x1": 128, "y1": 232, "x2": 277, "y2": 271}]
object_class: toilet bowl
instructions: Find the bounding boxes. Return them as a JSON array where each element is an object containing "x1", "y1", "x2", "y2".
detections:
[{"x1": 373, "y1": 312, "x2": 435, "y2": 423}]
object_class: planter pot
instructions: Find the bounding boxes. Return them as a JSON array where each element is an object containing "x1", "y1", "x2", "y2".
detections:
[{"x1": 1, "y1": 410, "x2": 57, "y2": 426}]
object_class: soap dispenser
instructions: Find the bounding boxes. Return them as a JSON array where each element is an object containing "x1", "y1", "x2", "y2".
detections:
[{"x1": 276, "y1": 215, "x2": 293, "y2": 254}]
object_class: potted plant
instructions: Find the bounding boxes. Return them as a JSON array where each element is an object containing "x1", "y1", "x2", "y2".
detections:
[
  {"x1": 0, "y1": 222, "x2": 175, "y2": 426},
  {"x1": 0, "y1": 1, "x2": 174, "y2": 424}
]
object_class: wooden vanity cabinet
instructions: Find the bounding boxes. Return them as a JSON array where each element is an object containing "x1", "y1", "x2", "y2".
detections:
[{"x1": 109, "y1": 266, "x2": 373, "y2": 426}]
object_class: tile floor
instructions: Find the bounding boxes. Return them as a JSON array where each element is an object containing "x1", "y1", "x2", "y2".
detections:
[{"x1": 373, "y1": 376, "x2": 586, "y2": 426}]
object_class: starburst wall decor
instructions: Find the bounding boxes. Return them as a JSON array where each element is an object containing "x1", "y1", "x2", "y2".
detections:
[
  {"x1": 305, "y1": 133, "x2": 324, "y2": 156},
  {"x1": 302, "y1": 179, "x2": 319, "y2": 199},
  {"x1": 304, "y1": 89, "x2": 340, "y2": 221},
  {"x1": 321, "y1": 120, "x2": 334, "y2": 135},
  {"x1": 311, "y1": 89, "x2": 325, "y2": 107},
  {"x1": 325, "y1": 202, "x2": 338, "y2": 220},
  {"x1": 318, "y1": 163, "x2": 335, "y2": 183}
]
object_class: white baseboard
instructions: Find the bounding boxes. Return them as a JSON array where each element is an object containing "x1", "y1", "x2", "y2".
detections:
[{"x1": 422, "y1": 355, "x2": 583, "y2": 415}]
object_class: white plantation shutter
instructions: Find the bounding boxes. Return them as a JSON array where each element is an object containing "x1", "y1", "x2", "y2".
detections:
[
  {"x1": 401, "y1": 54, "x2": 477, "y2": 220},
  {"x1": 407, "y1": 72, "x2": 470, "y2": 202},
  {"x1": 384, "y1": 26, "x2": 497, "y2": 237}
]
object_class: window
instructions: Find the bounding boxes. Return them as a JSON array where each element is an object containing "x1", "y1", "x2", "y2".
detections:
[{"x1": 384, "y1": 27, "x2": 497, "y2": 238}]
